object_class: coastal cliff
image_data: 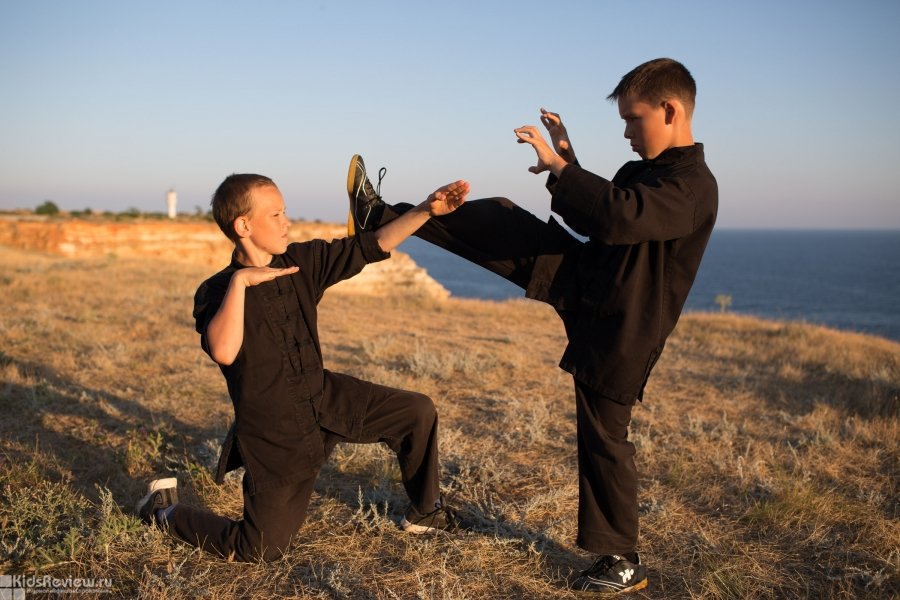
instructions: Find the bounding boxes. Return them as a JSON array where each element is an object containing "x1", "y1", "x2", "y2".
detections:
[{"x1": 0, "y1": 216, "x2": 450, "y2": 299}]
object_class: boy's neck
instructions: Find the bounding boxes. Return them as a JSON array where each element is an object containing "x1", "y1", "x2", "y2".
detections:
[
  {"x1": 653, "y1": 129, "x2": 694, "y2": 160},
  {"x1": 668, "y1": 124, "x2": 694, "y2": 153},
  {"x1": 675, "y1": 129, "x2": 694, "y2": 148},
  {"x1": 234, "y1": 243, "x2": 272, "y2": 268}
]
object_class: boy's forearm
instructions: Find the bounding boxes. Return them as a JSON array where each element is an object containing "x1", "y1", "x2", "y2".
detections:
[
  {"x1": 205, "y1": 274, "x2": 247, "y2": 365},
  {"x1": 374, "y1": 202, "x2": 431, "y2": 252}
]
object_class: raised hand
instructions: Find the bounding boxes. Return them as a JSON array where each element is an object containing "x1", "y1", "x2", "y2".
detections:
[
  {"x1": 515, "y1": 125, "x2": 565, "y2": 175},
  {"x1": 426, "y1": 180, "x2": 470, "y2": 216},
  {"x1": 539, "y1": 107, "x2": 576, "y2": 164},
  {"x1": 373, "y1": 180, "x2": 470, "y2": 253}
]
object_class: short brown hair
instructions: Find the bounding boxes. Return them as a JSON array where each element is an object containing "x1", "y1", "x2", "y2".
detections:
[
  {"x1": 210, "y1": 174, "x2": 276, "y2": 242},
  {"x1": 607, "y1": 58, "x2": 696, "y2": 117}
]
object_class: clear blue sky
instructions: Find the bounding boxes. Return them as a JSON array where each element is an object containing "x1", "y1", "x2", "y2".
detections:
[{"x1": 1, "y1": 0, "x2": 898, "y2": 229}]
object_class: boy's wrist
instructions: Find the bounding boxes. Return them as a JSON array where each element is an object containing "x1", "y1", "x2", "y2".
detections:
[
  {"x1": 549, "y1": 155, "x2": 570, "y2": 177},
  {"x1": 230, "y1": 271, "x2": 250, "y2": 289},
  {"x1": 412, "y1": 201, "x2": 433, "y2": 217}
]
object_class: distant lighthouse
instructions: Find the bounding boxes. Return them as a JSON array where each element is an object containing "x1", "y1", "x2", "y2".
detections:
[{"x1": 166, "y1": 189, "x2": 177, "y2": 219}]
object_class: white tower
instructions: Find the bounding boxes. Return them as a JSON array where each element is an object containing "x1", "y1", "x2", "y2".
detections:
[{"x1": 166, "y1": 189, "x2": 177, "y2": 219}]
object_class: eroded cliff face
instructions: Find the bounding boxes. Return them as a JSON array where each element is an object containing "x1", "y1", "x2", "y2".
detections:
[{"x1": 0, "y1": 216, "x2": 449, "y2": 299}]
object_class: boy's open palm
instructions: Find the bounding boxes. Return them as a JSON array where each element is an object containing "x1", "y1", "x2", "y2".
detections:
[
  {"x1": 427, "y1": 180, "x2": 470, "y2": 216},
  {"x1": 238, "y1": 266, "x2": 299, "y2": 287}
]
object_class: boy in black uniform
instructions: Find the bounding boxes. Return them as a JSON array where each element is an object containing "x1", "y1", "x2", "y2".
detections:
[
  {"x1": 349, "y1": 58, "x2": 718, "y2": 594},
  {"x1": 135, "y1": 172, "x2": 470, "y2": 562}
]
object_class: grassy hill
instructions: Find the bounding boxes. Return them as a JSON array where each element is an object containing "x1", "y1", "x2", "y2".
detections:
[{"x1": 0, "y1": 244, "x2": 897, "y2": 599}]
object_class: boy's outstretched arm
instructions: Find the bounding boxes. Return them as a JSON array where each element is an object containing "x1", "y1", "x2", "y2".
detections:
[
  {"x1": 205, "y1": 266, "x2": 298, "y2": 365},
  {"x1": 374, "y1": 180, "x2": 470, "y2": 252}
]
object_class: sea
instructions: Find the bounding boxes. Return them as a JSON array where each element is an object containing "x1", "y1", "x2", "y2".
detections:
[{"x1": 398, "y1": 229, "x2": 900, "y2": 343}]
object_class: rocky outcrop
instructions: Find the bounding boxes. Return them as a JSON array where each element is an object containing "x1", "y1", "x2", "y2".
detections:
[{"x1": 0, "y1": 216, "x2": 449, "y2": 299}]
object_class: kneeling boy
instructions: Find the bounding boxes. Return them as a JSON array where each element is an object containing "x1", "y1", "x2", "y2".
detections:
[{"x1": 136, "y1": 171, "x2": 469, "y2": 561}]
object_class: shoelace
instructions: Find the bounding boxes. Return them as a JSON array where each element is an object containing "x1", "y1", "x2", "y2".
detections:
[
  {"x1": 582, "y1": 555, "x2": 618, "y2": 576},
  {"x1": 355, "y1": 164, "x2": 387, "y2": 230},
  {"x1": 424, "y1": 503, "x2": 454, "y2": 522},
  {"x1": 375, "y1": 166, "x2": 386, "y2": 199},
  {"x1": 420, "y1": 499, "x2": 458, "y2": 529}
]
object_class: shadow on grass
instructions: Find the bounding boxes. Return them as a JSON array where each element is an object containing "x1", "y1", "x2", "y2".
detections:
[
  {"x1": 0, "y1": 354, "x2": 226, "y2": 507},
  {"x1": 313, "y1": 455, "x2": 585, "y2": 593}
]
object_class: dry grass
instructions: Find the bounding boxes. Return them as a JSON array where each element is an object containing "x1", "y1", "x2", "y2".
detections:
[{"x1": 0, "y1": 245, "x2": 897, "y2": 599}]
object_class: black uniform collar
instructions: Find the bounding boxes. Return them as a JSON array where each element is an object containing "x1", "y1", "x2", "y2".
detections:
[
  {"x1": 648, "y1": 143, "x2": 704, "y2": 166},
  {"x1": 230, "y1": 250, "x2": 285, "y2": 269}
]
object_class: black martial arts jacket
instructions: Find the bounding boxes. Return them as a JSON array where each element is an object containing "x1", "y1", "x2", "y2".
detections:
[
  {"x1": 193, "y1": 232, "x2": 389, "y2": 494},
  {"x1": 526, "y1": 144, "x2": 718, "y2": 404}
]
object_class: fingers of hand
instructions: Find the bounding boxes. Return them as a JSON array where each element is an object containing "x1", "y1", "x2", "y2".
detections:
[
  {"x1": 540, "y1": 107, "x2": 561, "y2": 125},
  {"x1": 515, "y1": 126, "x2": 541, "y2": 144},
  {"x1": 453, "y1": 181, "x2": 470, "y2": 202},
  {"x1": 451, "y1": 180, "x2": 470, "y2": 194},
  {"x1": 440, "y1": 180, "x2": 469, "y2": 195},
  {"x1": 269, "y1": 266, "x2": 298, "y2": 280},
  {"x1": 435, "y1": 180, "x2": 468, "y2": 210}
]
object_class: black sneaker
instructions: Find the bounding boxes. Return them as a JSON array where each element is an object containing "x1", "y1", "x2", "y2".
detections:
[
  {"x1": 571, "y1": 554, "x2": 648, "y2": 595},
  {"x1": 135, "y1": 477, "x2": 178, "y2": 525},
  {"x1": 400, "y1": 501, "x2": 458, "y2": 534},
  {"x1": 346, "y1": 154, "x2": 386, "y2": 236}
]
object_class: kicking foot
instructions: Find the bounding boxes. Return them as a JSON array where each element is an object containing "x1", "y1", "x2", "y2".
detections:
[{"x1": 346, "y1": 154, "x2": 386, "y2": 236}]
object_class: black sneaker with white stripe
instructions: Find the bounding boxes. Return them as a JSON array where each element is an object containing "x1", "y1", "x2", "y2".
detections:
[
  {"x1": 571, "y1": 553, "x2": 648, "y2": 595},
  {"x1": 346, "y1": 154, "x2": 386, "y2": 237}
]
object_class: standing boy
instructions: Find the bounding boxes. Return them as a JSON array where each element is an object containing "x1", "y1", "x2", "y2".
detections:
[
  {"x1": 348, "y1": 58, "x2": 717, "y2": 595},
  {"x1": 136, "y1": 172, "x2": 470, "y2": 561}
]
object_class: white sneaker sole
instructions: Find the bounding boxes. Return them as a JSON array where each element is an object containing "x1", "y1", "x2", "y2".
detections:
[
  {"x1": 135, "y1": 477, "x2": 177, "y2": 513},
  {"x1": 400, "y1": 517, "x2": 442, "y2": 534},
  {"x1": 147, "y1": 477, "x2": 177, "y2": 494}
]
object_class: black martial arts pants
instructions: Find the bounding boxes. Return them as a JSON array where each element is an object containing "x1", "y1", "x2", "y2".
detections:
[
  {"x1": 383, "y1": 198, "x2": 639, "y2": 555},
  {"x1": 164, "y1": 378, "x2": 441, "y2": 562}
]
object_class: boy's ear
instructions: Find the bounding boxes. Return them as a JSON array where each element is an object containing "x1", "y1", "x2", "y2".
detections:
[
  {"x1": 663, "y1": 99, "x2": 677, "y2": 125},
  {"x1": 233, "y1": 216, "x2": 251, "y2": 239},
  {"x1": 663, "y1": 98, "x2": 687, "y2": 126}
]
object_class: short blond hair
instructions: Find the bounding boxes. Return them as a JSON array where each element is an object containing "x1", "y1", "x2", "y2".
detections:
[{"x1": 210, "y1": 174, "x2": 276, "y2": 242}]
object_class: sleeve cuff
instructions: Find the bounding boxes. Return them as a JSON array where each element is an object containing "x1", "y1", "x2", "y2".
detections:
[
  {"x1": 356, "y1": 231, "x2": 391, "y2": 263},
  {"x1": 545, "y1": 158, "x2": 581, "y2": 193},
  {"x1": 549, "y1": 162, "x2": 584, "y2": 215}
]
